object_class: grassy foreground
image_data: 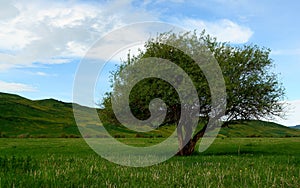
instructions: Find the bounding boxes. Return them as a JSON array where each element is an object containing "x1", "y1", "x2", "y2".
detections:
[{"x1": 0, "y1": 138, "x2": 299, "y2": 187}]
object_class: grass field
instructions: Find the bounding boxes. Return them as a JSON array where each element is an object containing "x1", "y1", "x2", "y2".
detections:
[{"x1": 0, "y1": 138, "x2": 299, "y2": 187}]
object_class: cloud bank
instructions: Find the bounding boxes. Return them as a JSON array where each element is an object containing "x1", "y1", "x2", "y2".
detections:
[
  {"x1": 0, "y1": 0, "x2": 254, "y2": 72},
  {"x1": 179, "y1": 18, "x2": 253, "y2": 43}
]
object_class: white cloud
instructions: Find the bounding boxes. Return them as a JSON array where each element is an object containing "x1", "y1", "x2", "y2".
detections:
[
  {"x1": 272, "y1": 100, "x2": 300, "y2": 127},
  {"x1": 0, "y1": 80, "x2": 36, "y2": 92},
  {"x1": 0, "y1": 24, "x2": 39, "y2": 50},
  {"x1": 36, "y1": 6, "x2": 97, "y2": 28},
  {"x1": 36, "y1": 72, "x2": 46, "y2": 76},
  {"x1": 0, "y1": 0, "x2": 19, "y2": 20},
  {"x1": 35, "y1": 72, "x2": 48, "y2": 76},
  {"x1": 66, "y1": 41, "x2": 90, "y2": 57},
  {"x1": 0, "y1": 0, "x2": 159, "y2": 71},
  {"x1": 33, "y1": 71, "x2": 57, "y2": 77},
  {"x1": 0, "y1": 1, "x2": 254, "y2": 73},
  {"x1": 85, "y1": 25, "x2": 151, "y2": 61},
  {"x1": 179, "y1": 18, "x2": 253, "y2": 43}
]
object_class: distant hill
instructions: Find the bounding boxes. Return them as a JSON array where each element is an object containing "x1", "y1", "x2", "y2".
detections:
[
  {"x1": 290, "y1": 125, "x2": 300, "y2": 129},
  {"x1": 218, "y1": 120, "x2": 300, "y2": 138},
  {"x1": 0, "y1": 92, "x2": 300, "y2": 138}
]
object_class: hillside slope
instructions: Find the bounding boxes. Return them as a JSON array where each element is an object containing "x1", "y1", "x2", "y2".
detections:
[
  {"x1": 219, "y1": 120, "x2": 300, "y2": 138},
  {"x1": 290, "y1": 125, "x2": 300, "y2": 129},
  {"x1": 0, "y1": 92, "x2": 300, "y2": 138},
  {"x1": 0, "y1": 92, "x2": 79, "y2": 137}
]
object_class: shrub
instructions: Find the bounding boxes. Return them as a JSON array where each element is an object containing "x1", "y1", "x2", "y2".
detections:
[
  {"x1": 114, "y1": 134, "x2": 125, "y2": 138},
  {"x1": 135, "y1": 133, "x2": 145, "y2": 138},
  {"x1": 60, "y1": 133, "x2": 68, "y2": 138},
  {"x1": 69, "y1": 134, "x2": 80, "y2": 138}
]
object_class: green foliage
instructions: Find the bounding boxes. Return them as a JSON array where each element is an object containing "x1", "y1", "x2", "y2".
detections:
[
  {"x1": 102, "y1": 31, "x2": 285, "y2": 125},
  {"x1": 101, "y1": 31, "x2": 285, "y2": 155},
  {"x1": 0, "y1": 138, "x2": 299, "y2": 187},
  {"x1": 207, "y1": 42, "x2": 285, "y2": 120}
]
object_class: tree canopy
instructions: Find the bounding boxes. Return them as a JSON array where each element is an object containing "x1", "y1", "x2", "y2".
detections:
[{"x1": 101, "y1": 31, "x2": 285, "y2": 155}]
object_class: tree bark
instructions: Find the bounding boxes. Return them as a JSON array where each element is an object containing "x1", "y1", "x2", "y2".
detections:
[
  {"x1": 177, "y1": 123, "x2": 184, "y2": 156},
  {"x1": 176, "y1": 124, "x2": 207, "y2": 156}
]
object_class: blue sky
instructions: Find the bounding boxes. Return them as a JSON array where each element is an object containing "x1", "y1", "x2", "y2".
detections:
[{"x1": 0, "y1": 0, "x2": 299, "y2": 126}]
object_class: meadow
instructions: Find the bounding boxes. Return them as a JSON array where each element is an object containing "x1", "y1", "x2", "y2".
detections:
[{"x1": 0, "y1": 138, "x2": 299, "y2": 187}]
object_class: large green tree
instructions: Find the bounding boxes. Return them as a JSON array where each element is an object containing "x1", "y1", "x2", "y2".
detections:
[{"x1": 101, "y1": 31, "x2": 284, "y2": 156}]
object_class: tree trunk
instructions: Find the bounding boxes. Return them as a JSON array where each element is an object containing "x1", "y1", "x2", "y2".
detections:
[
  {"x1": 177, "y1": 123, "x2": 184, "y2": 156},
  {"x1": 176, "y1": 124, "x2": 207, "y2": 156}
]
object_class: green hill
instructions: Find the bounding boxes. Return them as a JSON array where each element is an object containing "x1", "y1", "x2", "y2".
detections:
[
  {"x1": 218, "y1": 120, "x2": 300, "y2": 138},
  {"x1": 290, "y1": 125, "x2": 300, "y2": 129},
  {"x1": 0, "y1": 92, "x2": 300, "y2": 138},
  {"x1": 0, "y1": 92, "x2": 78, "y2": 137}
]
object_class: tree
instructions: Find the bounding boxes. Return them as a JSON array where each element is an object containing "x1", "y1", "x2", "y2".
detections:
[{"x1": 101, "y1": 31, "x2": 285, "y2": 156}]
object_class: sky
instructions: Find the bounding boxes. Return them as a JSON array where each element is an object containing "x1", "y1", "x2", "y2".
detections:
[{"x1": 0, "y1": 0, "x2": 299, "y2": 126}]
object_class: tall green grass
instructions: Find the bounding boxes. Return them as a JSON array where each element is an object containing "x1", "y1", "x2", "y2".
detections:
[{"x1": 0, "y1": 138, "x2": 299, "y2": 187}]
